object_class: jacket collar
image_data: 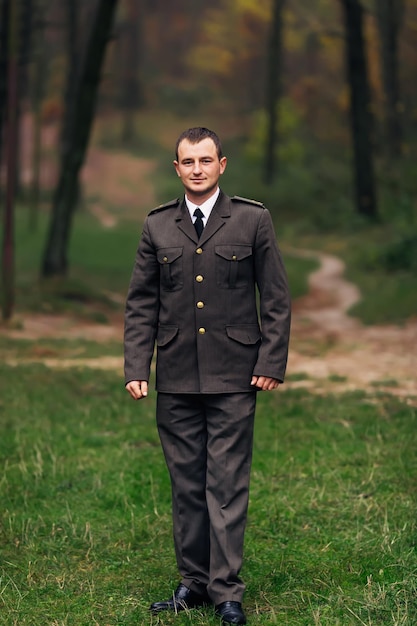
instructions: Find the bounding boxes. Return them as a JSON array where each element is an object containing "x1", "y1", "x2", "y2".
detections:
[{"x1": 175, "y1": 190, "x2": 231, "y2": 244}]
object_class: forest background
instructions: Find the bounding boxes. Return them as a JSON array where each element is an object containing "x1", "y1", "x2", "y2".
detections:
[
  {"x1": 0, "y1": 1, "x2": 417, "y2": 625},
  {"x1": 1, "y1": 0, "x2": 416, "y2": 313}
]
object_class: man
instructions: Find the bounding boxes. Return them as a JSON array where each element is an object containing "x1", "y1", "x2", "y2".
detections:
[{"x1": 124, "y1": 127, "x2": 291, "y2": 625}]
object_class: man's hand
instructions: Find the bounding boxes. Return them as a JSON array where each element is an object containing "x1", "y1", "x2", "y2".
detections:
[
  {"x1": 126, "y1": 380, "x2": 148, "y2": 400},
  {"x1": 251, "y1": 376, "x2": 281, "y2": 391}
]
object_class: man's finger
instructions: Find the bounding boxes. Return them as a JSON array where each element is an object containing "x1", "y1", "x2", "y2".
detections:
[
  {"x1": 126, "y1": 380, "x2": 148, "y2": 400},
  {"x1": 251, "y1": 376, "x2": 280, "y2": 391}
]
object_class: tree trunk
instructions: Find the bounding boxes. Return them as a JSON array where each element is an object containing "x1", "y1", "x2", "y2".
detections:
[
  {"x1": 42, "y1": 0, "x2": 119, "y2": 278},
  {"x1": 120, "y1": 0, "x2": 143, "y2": 144},
  {"x1": 29, "y1": 0, "x2": 47, "y2": 230},
  {"x1": 0, "y1": 0, "x2": 10, "y2": 177},
  {"x1": 340, "y1": 0, "x2": 378, "y2": 219},
  {"x1": 61, "y1": 0, "x2": 79, "y2": 158},
  {"x1": 375, "y1": 0, "x2": 404, "y2": 158},
  {"x1": 13, "y1": 0, "x2": 33, "y2": 200},
  {"x1": 264, "y1": 0, "x2": 286, "y2": 185},
  {"x1": 1, "y1": 0, "x2": 19, "y2": 320}
]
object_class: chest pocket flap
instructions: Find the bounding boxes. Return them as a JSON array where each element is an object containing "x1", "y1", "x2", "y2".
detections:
[
  {"x1": 157, "y1": 247, "x2": 183, "y2": 264},
  {"x1": 157, "y1": 247, "x2": 184, "y2": 291},
  {"x1": 215, "y1": 245, "x2": 253, "y2": 289},
  {"x1": 215, "y1": 245, "x2": 252, "y2": 261}
]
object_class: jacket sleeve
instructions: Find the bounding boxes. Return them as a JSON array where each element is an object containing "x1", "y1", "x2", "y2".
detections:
[
  {"x1": 124, "y1": 219, "x2": 160, "y2": 385},
  {"x1": 252, "y1": 208, "x2": 291, "y2": 382}
]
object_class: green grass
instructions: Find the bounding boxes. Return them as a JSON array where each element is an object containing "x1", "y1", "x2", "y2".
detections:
[
  {"x1": 347, "y1": 269, "x2": 417, "y2": 326},
  {"x1": 11, "y1": 205, "x2": 315, "y2": 317},
  {"x1": 15, "y1": 208, "x2": 139, "y2": 294},
  {"x1": 0, "y1": 364, "x2": 416, "y2": 625},
  {"x1": 283, "y1": 255, "x2": 318, "y2": 302}
]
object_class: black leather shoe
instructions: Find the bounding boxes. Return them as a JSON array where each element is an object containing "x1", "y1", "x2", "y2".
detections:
[
  {"x1": 215, "y1": 601, "x2": 247, "y2": 625},
  {"x1": 150, "y1": 583, "x2": 210, "y2": 613}
]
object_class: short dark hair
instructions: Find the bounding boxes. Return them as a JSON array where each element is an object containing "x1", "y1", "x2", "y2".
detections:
[{"x1": 175, "y1": 127, "x2": 223, "y2": 160}]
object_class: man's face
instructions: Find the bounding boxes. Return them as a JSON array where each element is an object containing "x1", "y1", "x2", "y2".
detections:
[{"x1": 174, "y1": 138, "x2": 227, "y2": 204}]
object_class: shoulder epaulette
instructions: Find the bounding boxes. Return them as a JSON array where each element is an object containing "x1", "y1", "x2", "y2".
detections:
[
  {"x1": 231, "y1": 195, "x2": 265, "y2": 208},
  {"x1": 149, "y1": 198, "x2": 180, "y2": 215}
]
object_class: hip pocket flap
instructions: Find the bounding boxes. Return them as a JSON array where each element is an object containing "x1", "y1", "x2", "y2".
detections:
[
  {"x1": 157, "y1": 325, "x2": 179, "y2": 346},
  {"x1": 226, "y1": 325, "x2": 261, "y2": 345}
]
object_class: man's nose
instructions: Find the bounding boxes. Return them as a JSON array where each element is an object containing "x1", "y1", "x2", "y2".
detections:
[{"x1": 193, "y1": 161, "x2": 202, "y2": 174}]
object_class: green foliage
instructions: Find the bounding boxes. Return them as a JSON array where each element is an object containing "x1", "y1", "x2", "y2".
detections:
[
  {"x1": 245, "y1": 101, "x2": 306, "y2": 166},
  {"x1": 283, "y1": 254, "x2": 319, "y2": 301},
  {"x1": 341, "y1": 188, "x2": 417, "y2": 324},
  {"x1": 0, "y1": 365, "x2": 416, "y2": 624},
  {"x1": 348, "y1": 268, "x2": 417, "y2": 325},
  {"x1": 360, "y1": 194, "x2": 417, "y2": 273},
  {"x1": 154, "y1": 82, "x2": 215, "y2": 117},
  {"x1": 379, "y1": 233, "x2": 417, "y2": 272},
  {"x1": 220, "y1": 124, "x2": 359, "y2": 235}
]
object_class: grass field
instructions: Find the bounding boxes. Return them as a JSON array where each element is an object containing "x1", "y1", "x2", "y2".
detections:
[{"x1": 0, "y1": 364, "x2": 416, "y2": 625}]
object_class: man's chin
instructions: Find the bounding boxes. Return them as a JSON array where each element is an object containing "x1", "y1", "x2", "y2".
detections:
[{"x1": 187, "y1": 183, "x2": 216, "y2": 198}]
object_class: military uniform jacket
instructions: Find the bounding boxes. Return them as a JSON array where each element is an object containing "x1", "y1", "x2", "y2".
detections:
[{"x1": 124, "y1": 191, "x2": 291, "y2": 393}]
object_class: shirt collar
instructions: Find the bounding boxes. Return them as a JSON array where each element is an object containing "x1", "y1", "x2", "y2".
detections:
[{"x1": 185, "y1": 187, "x2": 220, "y2": 222}]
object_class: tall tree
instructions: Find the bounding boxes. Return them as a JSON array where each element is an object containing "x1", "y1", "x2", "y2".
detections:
[
  {"x1": 340, "y1": 0, "x2": 378, "y2": 218},
  {"x1": 264, "y1": 0, "x2": 286, "y2": 184},
  {"x1": 0, "y1": 0, "x2": 10, "y2": 177},
  {"x1": 61, "y1": 0, "x2": 80, "y2": 157},
  {"x1": 42, "y1": 0, "x2": 119, "y2": 278},
  {"x1": 375, "y1": 0, "x2": 404, "y2": 158},
  {"x1": 13, "y1": 0, "x2": 33, "y2": 199},
  {"x1": 1, "y1": 0, "x2": 20, "y2": 320}
]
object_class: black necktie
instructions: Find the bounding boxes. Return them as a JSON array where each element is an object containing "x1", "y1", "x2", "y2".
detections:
[{"x1": 193, "y1": 208, "x2": 204, "y2": 238}]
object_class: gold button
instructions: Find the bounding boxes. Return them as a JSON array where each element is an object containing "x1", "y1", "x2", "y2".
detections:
[
  {"x1": 196, "y1": 275, "x2": 204, "y2": 282},
  {"x1": 163, "y1": 256, "x2": 168, "y2": 262},
  {"x1": 196, "y1": 301, "x2": 204, "y2": 309},
  {"x1": 198, "y1": 327, "x2": 206, "y2": 334},
  {"x1": 232, "y1": 255, "x2": 237, "y2": 261},
  {"x1": 196, "y1": 247, "x2": 203, "y2": 254}
]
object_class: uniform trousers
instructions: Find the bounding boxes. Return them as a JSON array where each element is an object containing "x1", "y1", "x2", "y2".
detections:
[{"x1": 156, "y1": 391, "x2": 256, "y2": 605}]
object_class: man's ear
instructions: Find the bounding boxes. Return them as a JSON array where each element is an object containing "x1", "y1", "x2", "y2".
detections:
[
  {"x1": 173, "y1": 160, "x2": 181, "y2": 177},
  {"x1": 219, "y1": 156, "x2": 227, "y2": 175}
]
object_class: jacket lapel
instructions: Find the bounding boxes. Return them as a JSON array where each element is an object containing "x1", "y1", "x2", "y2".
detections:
[
  {"x1": 175, "y1": 200, "x2": 198, "y2": 243},
  {"x1": 174, "y1": 192, "x2": 231, "y2": 245},
  {"x1": 199, "y1": 192, "x2": 230, "y2": 245}
]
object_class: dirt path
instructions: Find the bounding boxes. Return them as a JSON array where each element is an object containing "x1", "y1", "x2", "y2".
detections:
[{"x1": 287, "y1": 249, "x2": 417, "y2": 402}]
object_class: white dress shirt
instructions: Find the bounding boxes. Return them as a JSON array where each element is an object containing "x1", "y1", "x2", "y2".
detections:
[{"x1": 185, "y1": 187, "x2": 220, "y2": 228}]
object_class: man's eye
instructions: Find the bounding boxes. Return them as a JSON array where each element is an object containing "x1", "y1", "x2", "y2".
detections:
[{"x1": 202, "y1": 159, "x2": 212, "y2": 164}]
